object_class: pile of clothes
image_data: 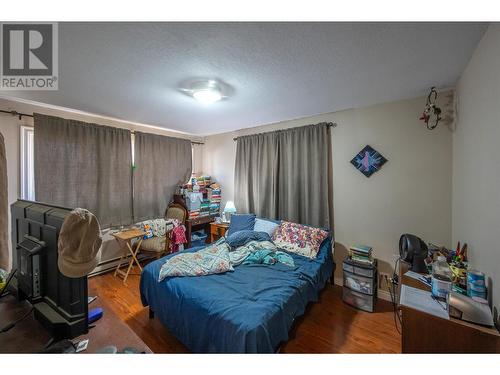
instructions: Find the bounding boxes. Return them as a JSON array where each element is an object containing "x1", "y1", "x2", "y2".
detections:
[
  {"x1": 228, "y1": 240, "x2": 294, "y2": 267},
  {"x1": 158, "y1": 235, "x2": 295, "y2": 281},
  {"x1": 167, "y1": 219, "x2": 187, "y2": 253}
]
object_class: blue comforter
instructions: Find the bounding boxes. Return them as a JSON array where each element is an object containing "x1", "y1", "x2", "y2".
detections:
[{"x1": 140, "y1": 236, "x2": 334, "y2": 353}]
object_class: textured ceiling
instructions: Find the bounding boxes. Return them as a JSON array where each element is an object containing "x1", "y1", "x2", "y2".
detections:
[{"x1": 4, "y1": 22, "x2": 487, "y2": 135}]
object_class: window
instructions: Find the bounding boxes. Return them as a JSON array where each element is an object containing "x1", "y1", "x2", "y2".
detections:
[
  {"x1": 20, "y1": 126, "x2": 35, "y2": 201},
  {"x1": 20, "y1": 126, "x2": 197, "y2": 202}
]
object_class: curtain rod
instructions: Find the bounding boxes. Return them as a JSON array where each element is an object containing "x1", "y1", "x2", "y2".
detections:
[
  {"x1": 232, "y1": 121, "x2": 337, "y2": 141},
  {"x1": 0, "y1": 109, "x2": 33, "y2": 119},
  {"x1": 0, "y1": 109, "x2": 204, "y2": 145}
]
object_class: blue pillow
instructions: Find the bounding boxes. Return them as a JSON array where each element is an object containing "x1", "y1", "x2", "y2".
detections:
[
  {"x1": 227, "y1": 214, "x2": 256, "y2": 236},
  {"x1": 253, "y1": 218, "x2": 280, "y2": 236},
  {"x1": 226, "y1": 230, "x2": 271, "y2": 248}
]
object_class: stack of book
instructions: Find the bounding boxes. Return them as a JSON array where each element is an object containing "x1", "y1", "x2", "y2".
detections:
[
  {"x1": 207, "y1": 184, "x2": 222, "y2": 215},
  {"x1": 349, "y1": 244, "x2": 374, "y2": 265},
  {"x1": 188, "y1": 209, "x2": 200, "y2": 219},
  {"x1": 199, "y1": 199, "x2": 211, "y2": 217}
]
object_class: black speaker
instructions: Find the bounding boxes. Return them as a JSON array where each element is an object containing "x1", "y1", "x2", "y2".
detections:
[{"x1": 399, "y1": 234, "x2": 428, "y2": 273}]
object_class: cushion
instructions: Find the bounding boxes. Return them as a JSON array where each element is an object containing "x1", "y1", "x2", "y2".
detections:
[
  {"x1": 151, "y1": 219, "x2": 168, "y2": 237},
  {"x1": 227, "y1": 214, "x2": 256, "y2": 236},
  {"x1": 253, "y1": 218, "x2": 280, "y2": 236},
  {"x1": 226, "y1": 230, "x2": 272, "y2": 248},
  {"x1": 158, "y1": 238, "x2": 233, "y2": 281},
  {"x1": 272, "y1": 221, "x2": 329, "y2": 259},
  {"x1": 140, "y1": 236, "x2": 166, "y2": 253},
  {"x1": 140, "y1": 219, "x2": 172, "y2": 239}
]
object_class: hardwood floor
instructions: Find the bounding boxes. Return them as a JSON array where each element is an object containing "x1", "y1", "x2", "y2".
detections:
[{"x1": 89, "y1": 270, "x2": 401, "y2": 353}]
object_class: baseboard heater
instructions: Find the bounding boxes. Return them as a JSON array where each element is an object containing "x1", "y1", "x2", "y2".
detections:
[{"x1": 89, "y1": 253, "x2": 154, "y2": 277}]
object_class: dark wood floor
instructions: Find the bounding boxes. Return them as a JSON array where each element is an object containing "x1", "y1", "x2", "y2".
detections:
[{"x1": 89, "y1": 270, "x2": 401, "y2": 353}]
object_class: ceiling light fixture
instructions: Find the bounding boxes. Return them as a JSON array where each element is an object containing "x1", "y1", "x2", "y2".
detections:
[
  {"x1": 180, "y1": 79, "x2": 229, "y2": 105},
  {"x1": 192, "y1": 86, "x2": 222, "y2": 104}
]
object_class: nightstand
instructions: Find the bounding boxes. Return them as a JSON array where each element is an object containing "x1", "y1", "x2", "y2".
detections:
[{"x1": 209, "y1": 222, "x2": 229, "y2": 242}]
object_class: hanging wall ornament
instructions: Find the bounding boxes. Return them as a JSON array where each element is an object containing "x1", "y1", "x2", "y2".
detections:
[
  {"x1": 419, "y1": 87, "x2": 442, "y2": 130},
  {"x1": 350, "y1": 145, "x2": 387, "y2": 178}
]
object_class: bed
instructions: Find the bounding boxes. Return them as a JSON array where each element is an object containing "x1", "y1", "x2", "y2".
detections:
[{"x1": 140, "y1": 234, "x2": 334, "y2": 353}]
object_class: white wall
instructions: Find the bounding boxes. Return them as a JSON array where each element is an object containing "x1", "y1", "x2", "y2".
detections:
[
  {"x1": 203, "y1": 94, "x2": 453, "y2": 281},
  {"x1": 0, "y1": 97, "x2": 204, "y2": 270},
  {"x1": 453, "y1": 24, "x2": 500, "y2": 312}
]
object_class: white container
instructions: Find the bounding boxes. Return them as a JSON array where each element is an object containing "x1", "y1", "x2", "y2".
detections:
[
  {"x1": 431, "y1": 256, "x2": 452, "y2": 301},
  {"x1": 186, "y1": 192, "x2": 203, "y2": 211}
]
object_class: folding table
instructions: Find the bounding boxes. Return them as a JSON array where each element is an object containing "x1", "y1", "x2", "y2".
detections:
[{"x1": 112, "y1": 228, "x2": 146, "y2": 283}]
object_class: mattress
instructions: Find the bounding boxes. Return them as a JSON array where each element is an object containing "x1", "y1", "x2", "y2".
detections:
[{"x1": 140, "y1": 236, "x2": 334, "y2": 353}]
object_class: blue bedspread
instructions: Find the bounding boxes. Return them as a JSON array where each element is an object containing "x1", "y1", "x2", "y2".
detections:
[{"x1": 140, "y1": 237, "x2": 334, "y2": 353}]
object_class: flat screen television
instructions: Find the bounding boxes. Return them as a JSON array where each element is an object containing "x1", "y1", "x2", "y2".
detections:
[{"x1": 11, "y1": 200, "x2": 88, "y2": 339}]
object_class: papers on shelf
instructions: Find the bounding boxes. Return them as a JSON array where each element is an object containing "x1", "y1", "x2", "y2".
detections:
[{"x1": 400, "y1": 284, "x2": 449, "y2": 320}]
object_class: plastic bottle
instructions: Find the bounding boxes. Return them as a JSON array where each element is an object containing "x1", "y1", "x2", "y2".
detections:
[{"x1": 431, "y1": 256, "x2": 452, "y2": 301}]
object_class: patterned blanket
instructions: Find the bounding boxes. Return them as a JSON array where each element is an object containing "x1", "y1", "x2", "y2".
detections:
[
  {"x1": 158, "y1": 238, "x2": 294, "y2": 281},
  {"x1": 158, "y1": 239, "x2": 233, "y2": 281}
]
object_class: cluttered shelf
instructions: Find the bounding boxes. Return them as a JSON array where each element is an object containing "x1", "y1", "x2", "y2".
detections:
[
  {"x1": 399, "y1": 261, "x2": 500, "y2": 353},
  {"x1": 174, "y1": 175, "x2": 223, "y2": 248},
  {"x1": 400, "y1": 267, "x2": 499, "y2": 335},
  {"x1": 397, "y1": 235, "x2": 500, "y2": 353}
]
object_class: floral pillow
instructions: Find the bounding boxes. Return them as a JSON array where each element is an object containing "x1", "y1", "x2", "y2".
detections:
[{"x1": 272, "y1": 221, "x2": 328, "y2": 259}]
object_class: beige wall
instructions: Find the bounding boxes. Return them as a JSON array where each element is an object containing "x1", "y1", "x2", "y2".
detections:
[
  {"x1": 453, "y1": 24, "x2": 500, "y2": 312},
  {"x1": 203, "y1": 94, "x2": 454, "y2": 288},
  {"x1": 0, "y1": 97, "x2": 204, "y2": 269}
]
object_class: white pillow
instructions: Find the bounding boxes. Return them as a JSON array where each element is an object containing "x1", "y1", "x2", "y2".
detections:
[{"x1": 253, "y1": 218, "x2": 280, "y2": 236}]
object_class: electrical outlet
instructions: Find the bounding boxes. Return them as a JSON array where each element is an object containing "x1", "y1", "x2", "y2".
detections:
[{"x1": 379, "y1": 272, "x2": 390, "y2": 289}]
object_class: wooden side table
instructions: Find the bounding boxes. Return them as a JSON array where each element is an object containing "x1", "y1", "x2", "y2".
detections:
[
  {"x1": 209, "y1": 222, "x2": 229, "y2": 243},
  {"x1": 185, "y1": 214, "x2": 217, "y2": 248},
  {"x1": 112, "y1": 228, "x2": 146, "y2": 283}
]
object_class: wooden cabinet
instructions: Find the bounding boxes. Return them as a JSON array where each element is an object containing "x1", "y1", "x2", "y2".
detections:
[{"x1": 209, "y1": 222, "x2": 229, "y2": 243}]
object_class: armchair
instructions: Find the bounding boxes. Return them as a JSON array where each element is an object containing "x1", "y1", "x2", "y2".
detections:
[{"x1": 139, "y1": 203, "x2": 187, "y2": 259}]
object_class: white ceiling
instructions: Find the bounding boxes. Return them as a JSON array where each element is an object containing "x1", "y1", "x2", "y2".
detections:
[{"x1": 4, "y1": 22, "x2": 487, "y2": 135}]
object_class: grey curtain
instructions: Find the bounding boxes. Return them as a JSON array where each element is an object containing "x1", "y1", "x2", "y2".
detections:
[
  {"x1": 235, "y1": 132, "x2": 279, "y2": 218},
  {"x1": 133, "y1": 132, "x2": 191, "y2": 221},
  {"x1": 277, "y1": 124, "x2": 333, "y2": 228},
  {"x1": 235, "y1": 123, "x2": 333, "y2": 229},
  {"x1": 34, "y1": 114, "x2": 133, "y2": 227},
  {"x1": 0, "y1": 132, "x2": 9, "y2": 270}
]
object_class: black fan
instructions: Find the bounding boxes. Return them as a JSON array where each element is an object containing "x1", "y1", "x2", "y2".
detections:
[{"x1": 399, "y1": 234, "x2": 428, "y2": 273}]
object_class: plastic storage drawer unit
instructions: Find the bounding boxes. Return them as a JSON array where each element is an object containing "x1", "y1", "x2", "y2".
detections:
[
  {"x1": 342, "y1": 257, "x2": 377, "y2": 312},
  {"x1": 343, "y1": 270, "x2": 377, "y2": 295},
  {"x1": 342, "y1": 258, "x2": 377, "y2": 278},
  {"x1": 342, "y1": 287, "x2": 375, "y2": 312}
]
